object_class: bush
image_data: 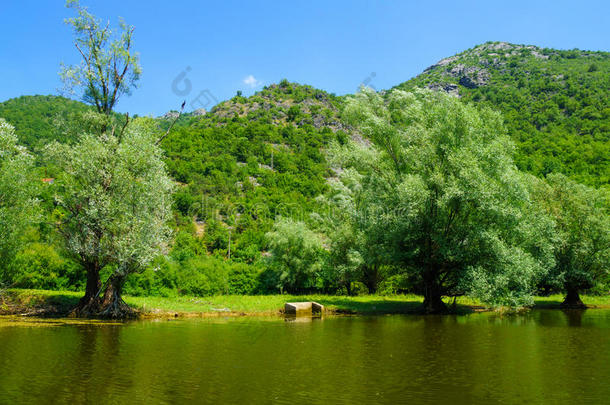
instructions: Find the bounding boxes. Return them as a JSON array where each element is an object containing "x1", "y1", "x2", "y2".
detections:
[
  {"x1": 378, "y1": 274, "x2": 411, "y2": 295},
  {"x1": 228, "y1": 262, "x2": 261, "y2": 294},
  {"x1": 10, "y1": 243, "x2": 83, "y2": 290},
  {"x1": 124, "y1": 258, "x2": 179, "y2": 297}
]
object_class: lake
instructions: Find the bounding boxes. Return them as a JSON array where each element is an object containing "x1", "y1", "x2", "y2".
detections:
[{"x1": 1, "y1": 310, "x2": 610, "y2": 404}]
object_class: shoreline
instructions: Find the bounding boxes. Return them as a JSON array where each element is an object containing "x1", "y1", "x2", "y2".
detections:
[{"x1": 2, "y1": 289, "x2": 609, "y2": 320}]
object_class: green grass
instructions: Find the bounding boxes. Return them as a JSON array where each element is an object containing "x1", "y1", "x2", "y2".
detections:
[
  {"x1": 533, "y1": 294, "x2": 610, "y2": 308},
  {"x1": 2, "y1": 289, "x2": 610, "y2": 318},
  {"x1": 129, "y1": 294, "x2": 429, "y2": 315}
]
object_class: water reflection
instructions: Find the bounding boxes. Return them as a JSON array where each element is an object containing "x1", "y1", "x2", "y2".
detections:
[
  {"x1": 562, "y1": 309, "x2": 585, "y2": 327},
  {"x1": 283, "y1": 315, "x2": 323, "y2": 323},
  {"x1": 1, "y1": 310, "x2": 610, "y2": 404}
]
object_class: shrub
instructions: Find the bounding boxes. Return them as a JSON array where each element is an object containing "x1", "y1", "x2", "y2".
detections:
[{"x1": 11, "y1": 243, "x2": 83, "y2": 290}]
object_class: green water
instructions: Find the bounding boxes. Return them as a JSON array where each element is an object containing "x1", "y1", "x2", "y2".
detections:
[{"x1": 1, "y1": 310, "x2": 610, "y2": 404}]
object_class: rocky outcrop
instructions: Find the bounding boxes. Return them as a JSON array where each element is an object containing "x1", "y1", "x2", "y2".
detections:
[
  {"x1": 426, "y1": 83, "x2": 460, "y2": 96},
  {"x1": 162, "y1": 111, "x2": 180, "y2": 120},
  {"x1": 418, "y1": 42, "x2": 560, "y2": 92}
]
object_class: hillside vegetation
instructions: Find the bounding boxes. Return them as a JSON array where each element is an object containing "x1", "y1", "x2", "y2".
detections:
[
  {"x1": 396, "y1": 41, "x2": 610, "y2": 187},
  {"x1": 1, "y1": 43, "x2": 608, "y2": 302},
  {"x1": 0, "y1": 95, "x2": 92, "y2": 149},
  {"x1": 159, "y1": 81, "x2": 347, "y2": 265}
]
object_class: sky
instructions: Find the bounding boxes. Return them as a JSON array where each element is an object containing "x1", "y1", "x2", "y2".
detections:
[{"x1": 1, "y1": 0, "x2": 609, "y2": 116}]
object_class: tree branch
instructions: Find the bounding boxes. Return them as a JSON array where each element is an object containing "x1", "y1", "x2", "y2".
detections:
[{"x1": 156, "y1": 101, "x2": 185, "y2": 145}]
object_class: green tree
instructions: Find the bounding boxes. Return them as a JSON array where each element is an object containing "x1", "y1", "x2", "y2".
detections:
[
  {"x1": 333, "y1": 88, "x2": 554, "y2": 312},
  {"x1": 46, "y1": 119, "x2": 173, "y2": 317},
  {"x1": 60, "y1": 0, "x2": 141, "y2": 117},
  {"x1": 534, "y1": 173, "x2": 610, "y2": 308},
  {"x1": 53, "y1": 1, "x2": 144, "y2": 311},
  {"x1": 324, "y1": 223, "x2": 363, "y2": 295},
  {"x1": 265, "y1": 218, "x2": 325, "y2": 293},
  {"x1": 0, "y1": 120, "x2": 39, "y2": 285},
  {"x1": 320, "y1": 176, "x2": 389, "y2": 294}
]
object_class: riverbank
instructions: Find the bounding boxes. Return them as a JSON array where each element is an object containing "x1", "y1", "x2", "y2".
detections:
[{"x1": 2, "y1": 289, "x2": 610, "y2": 318}]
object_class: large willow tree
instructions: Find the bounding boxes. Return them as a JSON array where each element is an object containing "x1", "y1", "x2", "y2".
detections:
[
  {"x1": 47, "y1": 119, "x2": 173, "y2": 318},
  {"x1": 55, "y1": 1, "x2": 147, "y2": 314},
  {"x1": 331, "y1": 88, "x2": 555, "y2": 312}
]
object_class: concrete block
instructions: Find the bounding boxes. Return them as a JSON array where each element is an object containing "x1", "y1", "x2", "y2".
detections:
[
  {"x1": 312, "y1": 302, "x2": 324, "y2": 313},
  {"x1": 285, "y1": 302, "x2": 312, "y2": 315},
  {"x1": 284, "y1": 301, "x2": 324, "y2": 315}
]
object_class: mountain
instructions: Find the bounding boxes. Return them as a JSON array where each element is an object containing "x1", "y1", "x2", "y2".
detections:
[
  {"x1": 0, "y1": 42, "x2": 608, "y2": 262},
  {"x1": 0, "y1": 95, "x2": 92, "y2": 149},
  {"x1": 395, "y1": 41, "x2": 610, "y2": 187},
  {"x1": 157, "y1": 81, "x2": 347, "y2": 261},
  {"x1": 0, "y1": 83, "x2": 347, "y2": 263}
]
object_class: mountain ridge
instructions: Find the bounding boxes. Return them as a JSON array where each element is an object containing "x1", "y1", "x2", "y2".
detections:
[
  {"x1": 396, "y1": 41, "x2": 609, "y2": 187},
  {"x1": 1, "y1": 41, "x2": 608, "y2": 189}
]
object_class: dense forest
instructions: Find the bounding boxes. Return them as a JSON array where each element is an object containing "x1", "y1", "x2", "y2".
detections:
[{"x1": 1, "y1": 26, "x2": 608, "y2": 316}]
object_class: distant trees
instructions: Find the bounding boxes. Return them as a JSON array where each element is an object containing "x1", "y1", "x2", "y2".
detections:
[
  {"x1": 0, "y1": 96, "x2": 92, "y2": 148},
  {"x1": 319, "y1": 167, "x2": 390, "y2": 295},
  {"x1": 533, "y1": 173, "x2": 610, "y2": 308},
  {"x1": 328, "y1": 88, "x2": 555, "y2": 312},
  {"x1": 0, "y1": 120, "x2": 39, "y2": 285},
  {"x1": 324, "y1": 223, "x2": 363, "y2": 295},
  {"x1": 265, "y1": 218, "x2": 325, "y2": 293}
]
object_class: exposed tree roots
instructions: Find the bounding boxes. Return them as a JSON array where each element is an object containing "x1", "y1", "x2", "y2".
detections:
[
  {"x1": 560, "y1": 289, "x2": 587, "y2": 310},
  {"x1": 70, "y1": 275, "x2": 138, "y2": 319},
  {"x1": 422, "y1": 294, "x2": 449, "y2": 314}
]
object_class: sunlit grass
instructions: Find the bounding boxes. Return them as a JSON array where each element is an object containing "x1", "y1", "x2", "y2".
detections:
[
  {"x1": 2, "y1": 289, "x2": 610, "y2": 318},
  {"x1": 127, "y1": 293, "x2": 428, "y2": 315}
]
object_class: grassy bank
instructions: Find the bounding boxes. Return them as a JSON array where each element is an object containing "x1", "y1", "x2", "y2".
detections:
[{"x1": 1, "y1": 289, "x2": 610, "y2": 318}]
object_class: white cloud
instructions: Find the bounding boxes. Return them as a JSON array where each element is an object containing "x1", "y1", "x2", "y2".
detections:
[{"x1": 243, "y1": 74, "x2": 261, "y2": 88}]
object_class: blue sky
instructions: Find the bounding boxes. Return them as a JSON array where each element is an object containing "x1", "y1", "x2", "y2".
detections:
[{"x1": 1, "y1": 0, "x2": 609, "y2": 116}]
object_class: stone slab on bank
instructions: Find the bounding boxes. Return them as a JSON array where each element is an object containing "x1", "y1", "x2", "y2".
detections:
[{"x1": 284, "y1": 302, "x2": 325, "y2": 315}]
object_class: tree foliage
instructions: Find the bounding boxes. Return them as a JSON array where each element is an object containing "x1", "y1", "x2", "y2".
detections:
[
  {"x1": 265, "y1": 218, "x2": 325, "y2": 293},
  {"x1": 331, "y1": 88, "x2": 555, "y2": 311},
  {"x1": 60, "y1": 0, "x2": 141, "y2": 115},
  {"x1": 0, "y1": 120, "x2": 39, "y2": 283},
  {"x1": 533, "y1": 173, "x2": 610, "y2": 307}
]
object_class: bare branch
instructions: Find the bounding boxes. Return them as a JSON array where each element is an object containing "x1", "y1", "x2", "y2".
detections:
[
  {"x1": 156, "y1": 101, "x2": 186, "y2": 145},
  {"x1": 117, "y1": 113, "x2": 130, "y2": 143}
]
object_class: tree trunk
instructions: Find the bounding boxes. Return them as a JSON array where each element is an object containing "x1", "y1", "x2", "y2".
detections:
[
  {"x1": 561, "y1": 288, "x2": 587, "y2": 309},
  {"x1": 363, "y1": 265, "x2": 379, "y2": 294},
  {"x1": 345, "y1": 281, "x2": 353, "y2": 296},
  {"x1": 70, "y1": 263, "x2": 101, "y2": 317},
  {"x1": 422, "y1": 271, "x2": 448, "y2": 314},
  {"x1": 422, "y1": 290, "x2": 448, "y2": 314},
  {"x1": 98, "y1": 273, "x2": 137, "y2": 319}
]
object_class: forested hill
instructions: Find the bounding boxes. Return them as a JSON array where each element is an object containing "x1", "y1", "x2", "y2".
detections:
[
  {"x1": 0, "y1": 43, "x2": 608, "y2": 295},
  {"x1": 1, "y1": 42, "x2": 608, "y2": 192},
  {"x1": 395, "y1": 41, "x2": 610, "y2": 187},
  {"x1": 156, "y1": 81, "x2": 347, "y2": 261},
  {"x1": 0, "y1": 95, "x2": 92, "y2": 149}
]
